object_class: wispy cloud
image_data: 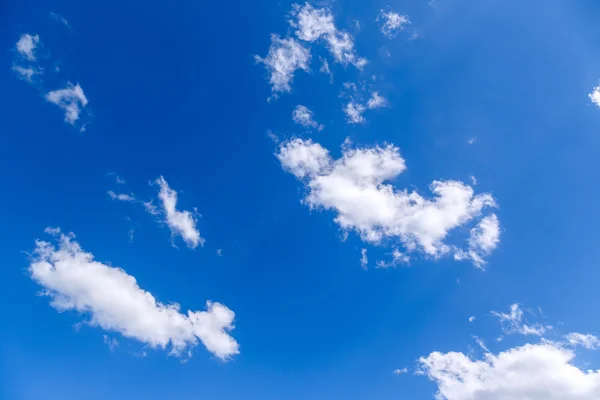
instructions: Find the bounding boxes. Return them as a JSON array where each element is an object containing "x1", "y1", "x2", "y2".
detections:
[
  {"x1": 152, "y1": 176, "x2": 205, "y2": 249},
  {"x1": 45, "y1": 83, "x2": 89, "y2": 126},
  {"x1": 292, "y1": 105, "x2": 323, "y2": 131},
  {"x1": 255, "y1": 35, "x2": 311, "y2": 96}
]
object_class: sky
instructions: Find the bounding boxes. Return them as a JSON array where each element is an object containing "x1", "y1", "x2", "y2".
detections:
[{"x1": 2, "y1": 0, "x2": 600, "y2": 399}]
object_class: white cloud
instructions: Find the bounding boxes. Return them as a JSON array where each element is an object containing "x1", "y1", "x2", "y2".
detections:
[
  {"x1": 360, "y1": 248, "x2": 368, "y2": 269},
  {"x1": 393, "y1": 367, "x2": 408, "y2": 375},
  {"x1": 455, "y1": 214, "x2": 500, "y2": 267},
  {"x1": 255, "y1": 35, "x2": 310, "y2": 95},
  {"x1": 107, "y1": 191, "x2": 136, "y2": 202},
  {"x1": 468, "y1": 316, "x2": 476, "y2": 323},
  {"x1": 152, "y1": 176, "x2": 204, "y2": 249},
  {"x1": 469, "y1": 175, "x2": 477, "y2": 185},
  {"x1": 277, "y1": 139, "x2": 499, "y2": 261},
  {"x1": 344, "y1": 102, "x2": 366, "y2": 124},
  {"x1": 276, "y1": 138, "x2": 331, "y2": 179},
  {"x1": 290, "y1": 3, "x2": 366, "y2": 69},
  {"x1": 45, "y1": 83, "x2": 89, "y2": 125},
  {"x1": 377, "y1": 10, "x2": 410, "y2": 39},
  {"x1": 16, "y1": 33, "x2": 40, "y2": 61},
  {"x1": 216, "y1": 249, "x2": 223, "y2": 256},
  {"x1": 12, "y1": 65, "x2": 41, "y2": 82},
  {"x1": 566, "y1": 333, "x2": 600, "y2": 350},
  {"x1": 28, "y1": 229, "x2": 239, "y2": 360},
  {"x1": 589, "y1": 85, "x2": 600, "y2": 108},
  {"x1": 491, "y1": 304, "x2": 550, "y2": 337},
  {"x1": 467, "y1": 137, "x2": 477, "y2": 145},
  {"x1": 419, "y1": 342, "x2": 600, "y2": 400},
  {"x1": 292, "y1": 105, "x2": 323, "y2": 131},
  {"x1": 367, "y1": 92, "x2": 387, "y2": 109}
]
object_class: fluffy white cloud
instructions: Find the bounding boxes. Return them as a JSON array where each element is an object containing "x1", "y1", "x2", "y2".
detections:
[
  {"x1": 469, "y1": 316, "x2": 476, "y2": 323},
  {"x1": 107, "y1": 191, "x2": 136, "y2": 202},
  {"x1": 255, "y1": 35, "x2": 310, "y2": 94},
  {"x1": 419, "y1": 342, "x2": 600, "y2": 400},
  {"x1": 28, "y1": 229, "x2": 239, "y2": 360},
  {"x1": 566, "y1": 333, "x2": 600, "y2": 350},
  {"x1": 277, "y1": 139, "x2": 499, "y2": 261},
  {"x1": 360, "y1": 248, "x2": 368, "y2": 269},
  {"x1": 276, "y1": 138, "x2": 331, "y2": 179},
  {"x1": 12, "y1": 65, "x2": 41, "y2": 82},
  {"x1": 589, "y1": 85, "x2": 600, "y2": 108},
  {"x1": 292, "y1": 105, "x2": 323, "y2": 131},
  {"x1": 152, "y1": 176, "x2": 204, "y2": 249},
  {"x1": 491, "y1": 304, "x2": 550, "y2": 337},
  {"x1": 393, "y1": 367, "x2": 408, "y2": 375},
  {"x1": 377, "y1": 10, "x2": 410, "y2": 39},
  {"x1": 16, "y1": 33, "x2": 40, "y2": 61},
  {"x1": 367, "y1": 92, "x2": 387, "y2": 109},
  {"x1": 344, "y1": 101, "x2": 366, "y2": 124},
  {"x1": 455, "y1": 213, "x2": 500, "y2": 267},
  {"x1": 45, "y1": 83, "x2": 89, "y2": 125},
  {"x1": 290, "y1": 3, "x2": 366, "y2": 69}
]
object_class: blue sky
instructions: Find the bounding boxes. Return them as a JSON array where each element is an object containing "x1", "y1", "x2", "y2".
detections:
[{"x1": 3, "y1": 0, "x2": 600, "y2": 399}]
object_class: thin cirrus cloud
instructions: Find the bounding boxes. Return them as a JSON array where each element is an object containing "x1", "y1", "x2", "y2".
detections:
[
  {"x1": 292, "y1": 105, "x2": 323, "y2": 131},
  {"x1": 12, "y1": 65, "x2": 41, "y2": 82},
  {"x1": 491, "y1": 303, "x2": 551, "y2": 337},
  {"x1": 276, "y1": 138, "x2": 499, "y2": 265},
  {"x1": 152, "y1": 176, "x2": 205, "y2": 249},
  {"x1": 377, "y1": 9, "x2": 410, "y2": 39},
  {"x1": 28, "y1": 228, "x2": 239, "y2": 360},
  {"x1": 290, "y1": 3, "x2": 366, "y2": 69},
  {"x1": 45, "y1": 83, "x2": 89, "y2": 126}
]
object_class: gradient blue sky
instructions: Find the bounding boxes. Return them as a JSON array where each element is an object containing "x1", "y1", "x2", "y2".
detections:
[{"x1": 3, "y1": 0, "x2": 600, "y2": 399}]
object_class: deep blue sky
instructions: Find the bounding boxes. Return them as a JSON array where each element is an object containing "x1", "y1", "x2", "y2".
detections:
[{"x1": 2, "y1": 0, "x2": 600, "y2": 399}]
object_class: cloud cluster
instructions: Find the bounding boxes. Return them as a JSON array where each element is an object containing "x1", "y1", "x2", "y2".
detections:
[
  {"x1": 419, "y1": 342, "x2": 600, "y2": 400},
  {"x1": 377, "y1": 10, "x2": 410, "y2": 39},
  {"x1": 13, "y1": 34, "x2": 90, "y2": 129},
  {"x1": 28, "y1": 229, "x2": 238, "y2": 360},
  {"x1": 342, "y1": 87, "x2": 388, "y2": 124},
  {"x1": 277, "y1": 139, "x2": 499, "y2": 264},
  {"x1": 290, "y1": 3, "x2": 366, "y2": 69},
  {"x1": 292, "y1": 105, "x2": 323, "y2": 131}
]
